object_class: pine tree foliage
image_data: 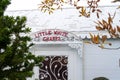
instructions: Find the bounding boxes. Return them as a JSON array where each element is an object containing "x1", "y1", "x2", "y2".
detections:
[
  {"x1": 0, "y1": 0, "x2": 44, "y2": 80},
  {"x1": 0, "y1": 0, "x2": 10, "y2": 16}
]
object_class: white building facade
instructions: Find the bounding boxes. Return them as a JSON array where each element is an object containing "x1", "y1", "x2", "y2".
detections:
[{"x1": 5, "y1": 5, "x2": 120, "y2": 80}]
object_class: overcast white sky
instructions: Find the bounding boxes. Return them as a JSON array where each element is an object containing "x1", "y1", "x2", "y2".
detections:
[
  {"x1": 6, "y1": 0, "x2": 119, "y2": 10},
  {"x1": 7, "y1": 0, "x2": 41, "y2": 10}
]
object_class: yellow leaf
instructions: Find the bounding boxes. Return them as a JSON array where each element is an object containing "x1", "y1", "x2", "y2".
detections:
[
  {"x1": 79, "y1": 7, "x2": 86, "y2": 16},
  {"x1": 81, "y1": 7, "x2": 86, "y2": 13},
  {"x1": 94, "y1": 35, "x2": 99, "y2": 44},
  {"x1": 89, "y1": 33, "x2": 100, "y2": 44}
]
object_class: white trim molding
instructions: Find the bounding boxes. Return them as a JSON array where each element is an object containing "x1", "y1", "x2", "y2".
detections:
[{"x1": 68, "y1": 43, "x2": 83, "y2": 57}]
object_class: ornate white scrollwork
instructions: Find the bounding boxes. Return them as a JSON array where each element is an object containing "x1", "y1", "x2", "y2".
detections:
[{"x1": 68, "y1": 43, "x2": 83, "y2": 58}]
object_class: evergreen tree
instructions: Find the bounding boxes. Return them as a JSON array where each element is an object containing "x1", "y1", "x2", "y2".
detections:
[{"x1": 0, "y1": 0, "x2": 43, "y2": 80}]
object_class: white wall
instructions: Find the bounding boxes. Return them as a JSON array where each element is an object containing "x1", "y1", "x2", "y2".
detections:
[{"x1": 84, "y1": 39, "x2": 120, "y2": 80}]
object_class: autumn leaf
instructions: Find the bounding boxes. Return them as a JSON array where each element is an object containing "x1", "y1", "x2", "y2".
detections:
[
  {"x1": 79, "y1": 7, "x2": 86, "y2": 16},
  {"x1": 94, "y1": 21, "x2": 100, "y2": 25},
  {"x1": 89, "y1": 33, "x2": 100, "y2": 44},
  {"x1": 102, "y1": 19, "x2": 108, "y2": 29},
  {"x1": 97, "y1": 9, "x2": 102, "y2": 13},
  {"x1": 112, "y1": 11, "x2": 116, "y2": 19},
  {"x1": 117, "y1": 26, "x2": 120, "y2": 32},
  {"x1": 92, "y1": 8, "x2": 95, "y2": 12},
  {"x1": 51, "y1": 8, "x2": 54, "y2": 10},
  {"x1": 97, "y1": 0, "x2": 100, "y2": 2},
  {"x1": 102, "y1": 19, "x2": 107, "y2": 24},
  {"x1": 108, "y1": 23, "x2": 112, "y2": 31},
  {"x1": 61, "y1": 0, "x2": 64, "y2": 2},
  {"x1": 110, "y1": 28, "x2": 116, "y2": 34},
  {"x1": 96, "y1": 26, "x2": 103, "y2": 30},
  {"x1": 89, "y1": 33, "x2": 94, "y2": 42},
  {"x1": 101, "y1": 35, "x2": 107, "y2": 43},
  {"x1": 94, "y1": 34, "x2": 100, "y2": 44},
  {"x1": 96, "y1": 12, "x2": 99, "y2": 18},
  {"x1": 108, "y1": 13, "x2": 113, "y2": 24},
  {"x1": 98, "y1": 20, "x2": 103, "y2": 25},
  {"x1": 112, "y1": 0, "x2": 120, "y2": 3},
  {"x1": 76, "y1": 6, "x2": 81, "y2": 9}
]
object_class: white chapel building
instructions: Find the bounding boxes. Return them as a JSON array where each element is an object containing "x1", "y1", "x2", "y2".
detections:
[{"x1": 5, "y1": 3, "x2": 120, "y2": 80}]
